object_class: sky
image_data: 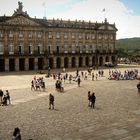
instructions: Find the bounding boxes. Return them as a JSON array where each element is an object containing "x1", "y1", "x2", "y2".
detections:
[{"x1": 0, "y1": 0, "x2": 140, "y2": 39}]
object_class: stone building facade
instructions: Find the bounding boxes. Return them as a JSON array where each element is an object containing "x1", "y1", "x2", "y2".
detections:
[{"x1": 0, "y1": 2, "x2": 117, "y2": 72}]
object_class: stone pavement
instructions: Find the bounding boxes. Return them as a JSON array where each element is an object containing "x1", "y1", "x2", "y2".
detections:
[{"x1": 0, "y1": 66, "x2": 140, "y2": 140}]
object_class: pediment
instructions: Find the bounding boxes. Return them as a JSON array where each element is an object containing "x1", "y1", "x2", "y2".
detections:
[{"x1": 4, "y1": 15, "x2": 41, "y2": 26}]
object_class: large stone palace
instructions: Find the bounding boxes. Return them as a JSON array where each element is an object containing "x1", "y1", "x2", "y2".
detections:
[{"x1": 0, "y1": 2, "x2": 117, "y2": 72}]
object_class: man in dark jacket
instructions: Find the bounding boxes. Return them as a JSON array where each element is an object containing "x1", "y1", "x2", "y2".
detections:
[
  {"x1": 90, "y1": 92, "x2": 96, "y2": 108},
  {"x1": 49, "y1": 94, "x2": 54, "y2": 109}
]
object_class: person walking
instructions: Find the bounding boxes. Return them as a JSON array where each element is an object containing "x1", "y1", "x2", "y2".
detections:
[
  {"x1": 12, "y1": 127, "x2": 21, "y2": 140},
  {"x1": 88, "y1": 91, "x2": 91, "y2": 107},
  {"x1": 90, "y1": 92, "x2": 96, "y2": 108},
  {"x1": 6, "y1": 90, "x2": 11, "y2": 104},
  {"x1": 77, "y1": 76, "x2": 81, "y2": 87},
  {"x1": 49, "y1": 94, "x2": 54, "y2": 110}
]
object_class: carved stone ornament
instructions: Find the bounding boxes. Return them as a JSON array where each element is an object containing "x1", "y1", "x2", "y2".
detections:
[{"x1": 5, "y1": 16, "x2": 40, "y2": 26}]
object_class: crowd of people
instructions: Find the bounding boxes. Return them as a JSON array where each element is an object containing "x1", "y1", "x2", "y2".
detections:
[
  {"x1": 31, "y1": 76, "x2": 45, "y2": 91},
  {"x1": 108, "y1": 69, "x2": 139, "y2": 80}
]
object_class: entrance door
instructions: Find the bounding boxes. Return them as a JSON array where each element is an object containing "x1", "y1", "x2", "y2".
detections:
[
  {"x1": 56, "y1": 57, "x2": 61, "y2": 68},
  {"x1": 49, "y1": 58, "x2": 53, "y2": 69},
  {"x1": 72, "y1": 57, "x2": 76, "y2": 68},
  {"x1": 0, "y1": 59, "x2": 5, "y2": 71},
  {"x1": 79, "y1": 57, "x2": 83, "y2": 67},
  {"x1": 29, "y1": 58, "x2": 34, "y2": 70},
  {"x1": 19, "y1": 58, "x2": 25, "y2": 71},
  {"x1": 85, "y1": 57, "x2": 89, "y2": 66},
  {"x1": 64, "y1": 57, "x2": 68, "y2": 68},
  {"x1": 9, "y1": 58, "x2": 15, "y2": 71},
  {"x1": 38, "y1": 58, "x2": 43, "y2": 70}
]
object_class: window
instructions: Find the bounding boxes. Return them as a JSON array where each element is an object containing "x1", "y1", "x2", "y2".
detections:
[
  {"x1": 79, "y1": 33, "x2": 82, "y2": 39},
  {"x1": 19, "y1": 31, "x2": 23, "y2": 38},
  {"x1": 9, "y1": 43, "x2": 14, "y2": 54},
  {"x1": 28, "y1": 43, "x2": 32, "y2": 54},
  {"x1": 86, "y1": 44, "x2": 88, "y2": 53},
  {"x1": 110, "y1": 34, "x2": 113, "y2": 40},
  {"x1": 79, "y1": 44, "x2": 82, "y2": 53},
  {"x1": 64, "y1": 32, "x2": 68, "y2": 39},
  {"x1": 56, "y1": 32, "x2": 60, "y2": 39},
  {"x1": 98, "y1": 34, "x2": 102, "y2": 39},
  {"x1": 72, "y1": 44, "x2": 75, "y2": 53},
  {"x1": 38, "y1": 32, "x2": 42, "y2": 38},
  {"x1": 28, "y1": 32, "x2": 32, "y2": 38},
  {"x1": 9, "y1": 31, "x2": 13, "y2": 38},
  {"x1": 18, "y1": 43, "x2": 24, "y2": 54},
  {"x1": 104, "y1": 34, "x2": 108, "y2": 40},
  {"x1": 85, "y1": 34, "x2": 89, "y2": 40},
  {"x1": 72, "y1": 33, "x2": 75, "y2": 39},
  {"x1": 0, "y1": 42, "x2": 4, "y2": 54},
  {"x1": 48, "y1": 32, "x2": 52, "y2": 39},
  {"x1": 92, "y1": 44, "x2": 95, "y2": 53},
  {"x1": 64, "y1": 44, "x2": 68, "y2": 53},
  {"x1": 37, "y1": 43, "x2": 43, "y2": 54},
  {"x1": 91, "y1": 34, "x2": 95, "y2": 39}
]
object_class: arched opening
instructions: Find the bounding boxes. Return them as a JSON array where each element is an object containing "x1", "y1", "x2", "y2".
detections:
[
  {"x1": 29, "y1": 58, "x2": 34, "y2": 70},
  {"x1": 0, "y1": 59, "x2": 5, "y2": 71},
  {"x1": 105, "y1": 56, "x2": 109, "y2": 62},
  {"x1": 99, "y1": 57, "x2": 103, "y2": 66},
  {"x1": 56, "y1": 57, "x2": 61, "y2": 68},
  {"x1": 38, "y1": 58, "x2": 43, "y2": 70},
  {"x1": 79, "y1": 57, "x2": 83, "y2": 67},
  {"x1": 72, "y1": 57, "x2": 76, "y2": 68},
  {"x1": 92, "y1": 56, "x2": 96, "y2": 66},
  {"x1": 64, "y1": 57, "x2": 69, "y2": 68},
  {"x1": 49, "y1": 58, "x2": 53, "y2": 69},
  {"x1": 9, "y1": 58, "x2": 15, "y2": 71},
  {"x1": 19, "y1": 58, "x2": 25, "y2": 71},
  {"x1": 85, "y1": 57, "x2": 89, "y2": 66}
]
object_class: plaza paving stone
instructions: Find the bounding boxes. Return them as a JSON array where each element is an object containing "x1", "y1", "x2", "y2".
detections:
[{"x1": 0, "y1": 65, "x2": 140, "y2": 140}]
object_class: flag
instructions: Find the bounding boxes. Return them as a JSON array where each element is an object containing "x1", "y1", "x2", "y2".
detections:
[{"x1": 102, "y1": 8, "x2": 105, "y2": 12}]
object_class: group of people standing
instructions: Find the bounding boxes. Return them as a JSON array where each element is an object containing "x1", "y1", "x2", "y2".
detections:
[
  {"x1": 88, "y1": 91, "x2": 96, "y2": 108},
  {"x1": 0, "y1": 89, "x2": 10, "y2": 106}
]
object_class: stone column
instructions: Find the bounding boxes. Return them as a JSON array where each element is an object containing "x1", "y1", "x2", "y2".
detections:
[
  {"x1": 103, "y1": 56, "x2": 106, "y2": 65},
  {"x1": 68, "y1": 57, "x2": 72, "y2": 68},
  {"x1": 15, "y1": 58, "x2": 19, "y2": 71},
  {"x1": 75, "y1": 57, "x2": 79, "y2": 68},
  {"x1": 61, "y1": 57, "x2": 64, "y2": 68},
  {"x1": 43, "y1": 57, "x2": 47, "y2": 70},
  {"x1": 25, "y1": 58, "x2": 29, "y2": 71},
  {"x1": 82, "y1": 56, "x2": 86, "y2": 67},
  {"x1": 5, "y1": 58, "x2": 9, "y2": 72},
  {"x1": 89, "y1": 56, "x2": 92, "y2": 67},
  {"x1": 34, "y1": 57, "x2": 38, "y2": 70},
  {"x1": 53, "y1": 57, "x2": 56, "y2": 68}
]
